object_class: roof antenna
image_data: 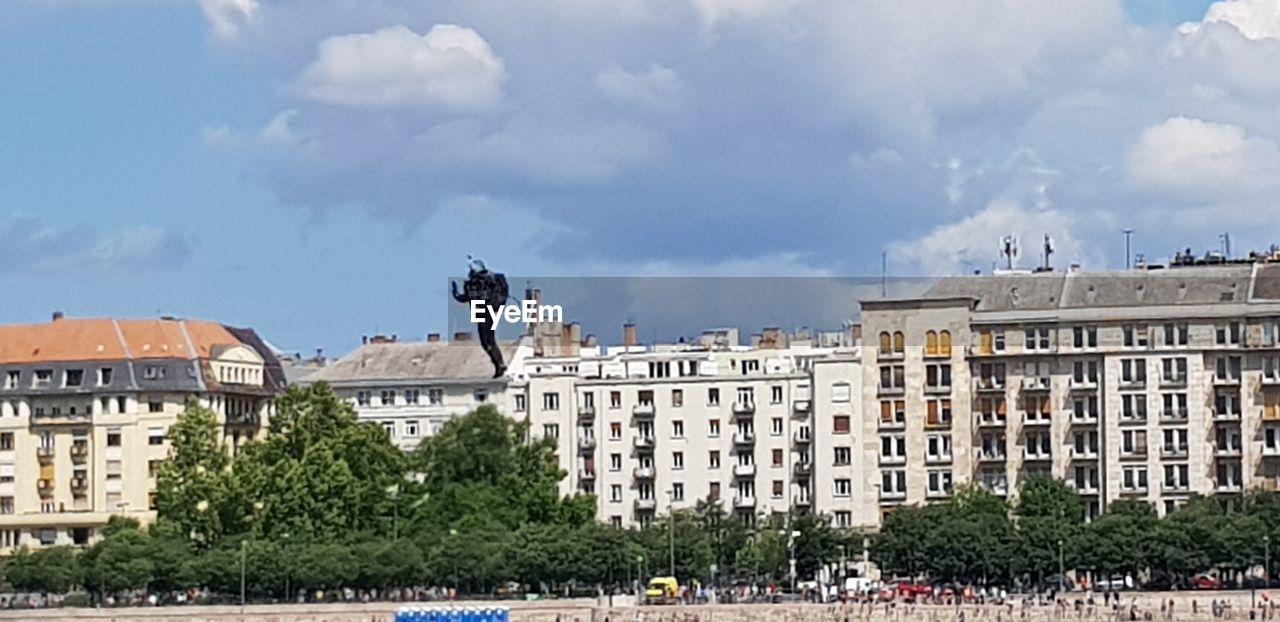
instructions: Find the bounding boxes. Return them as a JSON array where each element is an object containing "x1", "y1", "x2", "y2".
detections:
[
  {"x1": 1220, "y1": 232, "x2": 1232, "y2": 259},
  {"x1": 999, "y1": 235, "x2": 1019, "y2": 270},
  {"x1": 1123, "y1": 228, "x2": 1134, "y2": 269},
  {"x1": 1042, "y1": 234, "x2": 1054, "y2": 272},
  {"x1": 880, "y1": 251, "x2": 887, "y2": 298}
]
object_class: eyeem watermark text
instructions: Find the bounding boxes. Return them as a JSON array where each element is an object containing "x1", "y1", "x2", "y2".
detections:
[{"x1": 470, "y1": 299, "x2": 563, "y2": 325}]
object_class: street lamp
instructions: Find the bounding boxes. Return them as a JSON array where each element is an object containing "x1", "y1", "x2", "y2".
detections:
[
  {"x1": 1057, "y1": 539, "x2": 1065, "y2": 594},
  {"x1": 666, "y1": 489, "x2": 676, "y2": 579},
  {"x1": 387, "y1": 484, "x2": 401, "y2": 540}
]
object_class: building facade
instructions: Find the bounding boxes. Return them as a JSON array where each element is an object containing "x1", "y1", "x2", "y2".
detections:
[
  {"x1": 859, "y1": 263, "x2": 1280, "y2": 524},
  {"x1": 0, "y1": 315, "x2": 282, "y2": 552}
]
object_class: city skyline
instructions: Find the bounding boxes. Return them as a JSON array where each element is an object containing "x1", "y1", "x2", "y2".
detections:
[{"x1": 5, "y1": 0, "x2": 1278, "y2": 355}]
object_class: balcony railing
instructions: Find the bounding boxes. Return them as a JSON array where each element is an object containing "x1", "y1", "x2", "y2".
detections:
[
  {"x1": 1214, "y1": 444, "x2": 1243, "y2": 458},
  {"x1": 1022, "y1": 413, "x2": 1052, "y2": 427},
  {"x1": 632, "y1": 403, "x2": 655, "y2": 418},
  {"x1": 977, "y1": 451, "x2": 1006, "y2": 462},
  {"x1": 975, "y1": 379, "x2": 1007, "y2": 393},
  {"x1": 69, "y1": 477, "x2": 87, "y2": 491},
  {"x1": 793, "y1": 462, "x2": 812, "y2": 476},
  {"x1": 792, "y1": 494, "x2": 812, "y2": 506},
  {"x1": 792, "y1": 429, "x2": 812, "y2": 444},
  {"x1": 633, "y1": 466, "x2": 655, "y2": 479},
  {"x1": 1068, "y1": 378, "x2": 1098, "y2": 392},
  {"x1": 879, "y1": 454, "x2": 906, "y2": 466},
  {"x1": 1213, "y1": 410, "x2": 1242, "y2": 421},
  {"x1": 877, "y1": 385, "x2": 906, "y2": 397},
  {"x1": 634, "y1": 498, "x2": 657, "y2": 511},
  {"x1": 578, "y1": 437, "x2": 597, "y2": 452},
  {"x1": 70, "y1": 444, "x2": 88, "y2": 463},
  {"x1": 1213, "y1": 374, "x2": 1241, "y2": 386},
  {"x1": 37, "y1": 478, "x2": 54, "y2": 495},
  {"x1": 732, "y1": 401, "x2": 756, "y2": 416},
  {"x1": 36, "y1": 446, "x2": 54, "y2": 463},
  {"x1": 733, "y1": 431, "x2": 756, "y2": 446},
  {"x1": 792, "y1": 400, "x2": 811, "y2": 415},
  {"x1": 879, "y1": 417, "x2": 906, "y2": 430},
  {"x1": 733, "y1": 495, "x2": 756, "y2": 508},
  {"x1": 732, "y1": 463, "x2": 757, "y2": 478},
  {"x1": 1021, "y1": 377, "x2": 1051, "y2": 392},
  {"x1": 632, "y1": 436, "x2": 655, "y2": 450},
  {"x1": 1161, "y1": 374, "x2": 1188, "y2": 388},
  {"x1": 1023, "y1": 450, "x2": 1052, "y2": 461},
  {"x1": 1161, "y1": 445, "x2": 1189, "y2": 459},
  {"x1": 977, "y1": 415, "x2": 1007, "y2": 428},
  {"x1": 578, "y1": 404, "x2": 596, "y2": 419}
]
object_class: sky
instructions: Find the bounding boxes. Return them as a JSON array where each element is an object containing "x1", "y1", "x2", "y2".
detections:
[{"x1": 2, "y1": 0, "x2": 1278, "y2": 355}]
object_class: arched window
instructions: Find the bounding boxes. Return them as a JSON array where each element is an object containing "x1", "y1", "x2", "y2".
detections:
[
  {"x1": 893, "y1": 331, "x2": 905, "y2": 354},
  {"x1": 879, "y1": 331, "x2": 891, "y2": 352},
  {"x1": 925, "y1": 331, "x2": 939, "y2": 356},
  {"x1": 940, "y1": 330, "x2": 952, "y2": 356}
]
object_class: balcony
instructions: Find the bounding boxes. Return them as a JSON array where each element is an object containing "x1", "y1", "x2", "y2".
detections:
[
  {"x1": 1161, "y1": 446, "x2": 1190, "y2": 459},
  {"x1": 977, "y1": 416, "x2": 1007, "y2": 428},
  {"x1": 29, "y1": 411, "x2": 92, "y2": 426},
  {"x1": 36, "y1": 446, "x2": 54, "y2": 463},
  {"x1": 1021, "y1": 377, "x2": 1051, "y2": 392},
  {"x1": 1263, "y1": 375, "x2": 1280, "y2": 387},
  {"x1": 578, "y1": 436, "x2": 597, "y2": 452},
  {"x1": 792, "y1": 494, "x2": 812, "y2": 507},
  {"x1": 634, "y1": 498, "x2": 657, "y2": 512},
  {"x1": 975, "y1": 379, "x2": 1007, "y2": 393},
  {"x1": 1161, "y1": 374, "x2": 1188, "y2": 388},
  {"x1": 632, "y1": 403, "x2": 655, "y2": 418},
  {"x1": 1022, "y1": 413, "x2": 1052, "y2": 427},
  {"x1": 732, "y1": 463, "x2": 757, "y2": 478},
  {"x1": 879, "y1": 454, "x2": 906, "y2": 466},
  {"x1": 731, "y1": 401, "x2": 756, "y2": 416},
  {"x1": 879, "y1": 416, "x2": 906, "y2": 431},
  {"x1": 793, "y1": 462, "x2": 812, "y2": 476},
  {"x1": 924, "y1": 384, "x2": 952, "y2": 396},
  {"x1": 70, "y1": 444, "x2": 88, "y2": 463},
  {"x1": 1068, "y1": 378, "x2": 1098, "y2": 392},
  {"x1": 792, "y1": 400, "x2": 811, "y2": 415},
  {"x1": 1160, "y1": 408, "x2": 1189, "y2": 423},
  {"x1": 1216, "y1": 481, "x2": 1244, "y2": 494},
  {"x1": 633, "y1": 466, "x2": 655, "y2": 479},
  {"x1": 733, "y1": 495, "x2": 756, "y2": 509},
  {"x1": 877, "y1": 385, "x2": 906, "y2": 397},
  {"x1": 1023, "y1": 450, "x2": 1052, "y2": 462},
  {"x1": 69, "y1": 476, "x2": 87, "y2": 492},
  {"x1": 1213, "y1": 410, "x2": 1242, "y2": 422},
  {"x1": 1070, "y1": 448, "x2": 1099, "y2": 461},
  {"x1": 792, "y1": 429, "x2": 812, "y2": 444},
  {"x1": 1214, "y1": 444, "x2": 1243, "y2": 458},
  {"x1": 1118, "y1": 378, "x2": 1147, "y2": 391},
  {"x1": 37, "y1": 478, "x2": 54, "y2": 495},
  {"x1": 1070, "y1": 413, "x2": 1099, "y2": 426},
  {"x1": 1213, "y1": 375, "x2": 1241, "y2": 387},
  {"x1": 879, "y1": 488, "x2": 907, "y2": 502},
  {"x1": 632, "y1": 436, "x2": 655, "y2": 451},
  {"x1": 578, "y1": 404, "x2": 596, "y2": 420},
  {"x1": 578, "y1": 467, "x2": 596, "y2": 480},
  {"x1": 1264, "y1": 444, "x2": 1280, "y2": 457},
  {"x1": 733, "y1": 431, "x2": 756, "y2": 446},
  {"x1": 1119, "y1": 485, "x2": 1148, "y2": 496}
]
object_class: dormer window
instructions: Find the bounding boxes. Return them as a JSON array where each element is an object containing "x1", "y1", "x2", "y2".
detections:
[
  {"x1": 98, "y1": 368, "x2": 113, "y2": 386},
  {"x1": 144, "y1": 366, "x2": 166, "y2": 380},
  {"x1": 33, "y1": 370, "x2": 52, "y2": 388},
  {"x1": 64, "y1": 369, "x2": 84, "y2": 388}
]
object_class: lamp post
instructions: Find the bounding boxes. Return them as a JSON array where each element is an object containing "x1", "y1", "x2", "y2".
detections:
[
  {"x1": 1057, "y1": 539, "x2": 1065, "y2": 594},
  {"x1": 666, "y1": 489, "x2": 676, "y2": 579},
  {"x1": 241, "y1": 501, "x2": 264, "y2": 614},
  {"x1": 388, "y1": 484, "x2": 400, "y2": 540}
]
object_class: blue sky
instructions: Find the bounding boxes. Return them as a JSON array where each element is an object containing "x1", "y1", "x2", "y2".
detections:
[{"x1": 4, "y1": 0, "x2": 1279, "y2": 355}]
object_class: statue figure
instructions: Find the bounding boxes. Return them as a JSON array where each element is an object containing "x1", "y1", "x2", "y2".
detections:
[{"x1": 451, "y1": 255, "x2": 509, "y2": 378}]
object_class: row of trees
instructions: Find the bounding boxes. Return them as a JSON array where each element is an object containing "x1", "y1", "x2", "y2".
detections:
[
  {"x1": 872, "y1": 477, "x2": 1280, "y2": 586},
  {"x1": 0, "y1": 385, "x2": 849, "y2": 600}
]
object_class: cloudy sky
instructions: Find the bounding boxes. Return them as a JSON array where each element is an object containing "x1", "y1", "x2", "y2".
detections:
[{"x1": 1, "y1": 0, "x2": 1277, "y2": 353}]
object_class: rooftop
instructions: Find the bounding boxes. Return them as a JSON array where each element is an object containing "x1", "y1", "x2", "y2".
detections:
[{"x1": 306, "y1": 340, "x2": 520, "y2": 385}]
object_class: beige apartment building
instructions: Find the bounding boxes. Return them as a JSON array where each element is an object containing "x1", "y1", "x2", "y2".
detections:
[
  {"x1": 0, "y1": 314, "x2": 282, "y2": 552},
  {"x1": 859, "y1": 262, "x2": 1280, "y2": 524}
]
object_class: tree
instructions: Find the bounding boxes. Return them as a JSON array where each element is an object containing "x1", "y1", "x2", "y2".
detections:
[
  {"x1": 1084, "y1": 500, "x2": 1157, "y2": 578},
  {"x1": 4, "y1": 546, "x2": 80, "y2": 595},
  {"x1": 155, "y1": 399, "x2": 232, "y2": 547},
  {"x1": 791, "y1": 512, "x2": 844, "y2": 580},
  {"x1": 80, "y1": 517, "x2": 155, "y2": 595},
  {"x1": 1016, "y1": 476, "x2": 1084, "y2": 579}
]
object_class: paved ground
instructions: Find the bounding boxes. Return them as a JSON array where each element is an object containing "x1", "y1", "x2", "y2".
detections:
[{"x1": 0, "y1": 591, "x2": 1274, "y2": 621}]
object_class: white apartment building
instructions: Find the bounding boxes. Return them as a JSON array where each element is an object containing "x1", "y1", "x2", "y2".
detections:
[{"x1": 859, "y1": 261, "x2": 1280, "y2": 523}]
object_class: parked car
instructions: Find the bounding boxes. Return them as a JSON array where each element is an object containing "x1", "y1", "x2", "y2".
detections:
[
  {"x1": 1095, "y1": 575, "x2": 1133, "y2": 591},
  {"x1": 1192, "y1": 574, "x2": 1222, "y2": 590}
]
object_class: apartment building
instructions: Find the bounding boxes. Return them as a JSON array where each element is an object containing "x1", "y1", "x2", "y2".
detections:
[
  {"x1": 0, "y1": 314, "x2": 282, "y2": 552},
  {"x1": 859, "y1": 262, "x2": 1280, "y2": 524},
  {"x1": 305, "y1": 333, "x2": 530, "y2": 451}
]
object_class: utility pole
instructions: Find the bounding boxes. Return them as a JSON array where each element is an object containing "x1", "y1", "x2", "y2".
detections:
[
  {"x1": 667, "y1": 490, "x2": 676, "y2": 578},
  {"x1": 1057, "y1": 538, "x2": 1065, "y2": 594},
  {"x1": 1123, "y1": 229, "x2": 1134, "y2": 269},
  {"x1": 240, "y1": 539, "x2": 247, "y2": 614}
]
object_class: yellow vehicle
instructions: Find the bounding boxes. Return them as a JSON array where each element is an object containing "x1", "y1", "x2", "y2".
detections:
[{"x1": 644, "y1": 576, "x2": 680, "y2": 604}]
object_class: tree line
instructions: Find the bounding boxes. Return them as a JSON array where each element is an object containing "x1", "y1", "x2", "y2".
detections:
[
  {"x1": 0, "y1": 384, "x2": 848, "y2": 602},
  {"x1": 872, "y1": 477, "x2": 1280, "y2": 588}
]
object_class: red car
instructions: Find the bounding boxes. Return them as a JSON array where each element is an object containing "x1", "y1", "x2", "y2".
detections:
[
  {"x1": 895, "y1": 582, "x2": 933, "y2": 598},
  {"x1": 1192, "y1": 574, "x2": 1222, "y2": 590}
]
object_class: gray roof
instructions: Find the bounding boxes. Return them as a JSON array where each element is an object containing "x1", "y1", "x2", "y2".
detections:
[
  {"x1": 306, "y1": 340, "x2": 518, "y2": 385},
  {"x1": 919, "y1": 265, "x2": 1266, "y2": 312}
]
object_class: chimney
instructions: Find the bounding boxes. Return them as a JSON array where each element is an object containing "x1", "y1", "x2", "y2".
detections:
[
  {"x1": 362, "y1": 335, "x2": 369, "y2": 345},
  {"x1": 525, "y1": 288, "x2": 542, "y2": 337},
  {"x1": 454, "y1": 331, "x2": 472, "y2": 342},
  {"x1": 315, "y1": 348, "x2": 323, "y2": 360},
  {"x1": 51, "y1": 310, "x2": 64, "y2": 322},
  {"x1": 427, "y1": 333, "x2": 441, "y2": 343},
  {"x1": 623, "y1": 323, "x2": 637, "y2": 348},
  {"x1": 568, "y1": 322, "x2": 582, "y2": 345},
  {"x1": 761, "y1": 327, "x2": 781, "y2": 349}
]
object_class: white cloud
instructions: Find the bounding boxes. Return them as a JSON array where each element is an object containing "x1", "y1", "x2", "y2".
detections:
[
  {"x1": 1126, "y1": 116, "x2": 1280, "y2": 198},
  {"x1": 298, "y1": 24, "x2": 505, "y2": 110},
  {"x1": 1179, "y1": 0, "x2": 1280, "y2": 41},
  {"x1": 200, "y1": 0, "x2": 258, "y2": 40},
  {"x1": 0, "y1": 215, "x2": 192, "y2": 276},
  {"x1": 689, "y1": 0, "x2": 807, "y2": 27},
  {"x1": 890, "y1": 200, "x2": 1084, "y2": 276},
  {"x1": 595, "y1": 63, "x2": 682, "y2": 111}
]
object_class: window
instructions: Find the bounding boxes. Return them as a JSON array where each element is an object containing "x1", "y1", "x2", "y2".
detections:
[
  {"x1": 709, "y1": 450, "x2": 721, "y2": 469},
  {"x1": 771, "y1": 386, "x2": 783, "y2": 403},
  {"x1": 513, "y1": 394, "x2": 526, "y2": 412},
  {"x1": 609, "y1": 453, "x2": 622, "y2": 471},
  {"x1": 672, "y1": 482, "x2": 684, "y2": 501},
  {"x1": 98, "y1": 367, "x2": 113, "y2": 386},
  {"x1": 3, "y1": 371, "x2": 18, "y2": 389},
  {"x1": 609, "y1": 422, "x2": 622, "y2": 440},
  {"x1": 1024, "y1": 327, "x2": 1051, "y2": 352},
  {"x1": 832, "y1": 382, "x2": 851, "y2": 402},
  {"x1": 428, "y1": 388, "x2": 444, "y2": 405},
  {"x1": 649, "y1": 361, "x2": 671, "y2": 378},
  {"x1": 0, "y1": 497, "x2": 11, "y2": 515},
  {"x1": 980, "y1": 432, "x2": 1005, "y2": 459},
  {"x1": 977, "y1": 397, "x2": 1007, "y2": 425},
  {"x1": 1216, "y1": 321, "x2": 1242, "y2": 346},
  {"x1": 880, "y1": 400, "x2": 906, "y2": 427},
  {"x1": 1072, "y1": 360, "x2": 1099, "y2": 385},
  {"x1": 708, "y1": 419, "x2": 721, "y2": 437},
  {"x1": 671, "y1": 420, "x2": 684, "y2": 438},
  {"x1": 672, "y1": 451, "x2": 684, "y2": 470},
  {"x1": 926, "y1": 434, "x2": 952, "y2": 462},
  {"x1": 1162, "y1": 428, "x2": 1189, "y2": 457},
  {"x1": 405, "y1": 420, "x2": 420, "y2": 437},
  {"x1": 878, "y1": 331, "x2": 905, "y2": 357},
  {"x1": 1215, "y1": 393, "x2": 1242, "y2": 418},
  {"x1": 881, "y1": 470, "x2": 907, "y2": 498},
  {"x1": 107, "y1": 431, "x2": 121, "y2": 447},
  {"x1": 1120, "y1": 359, "x2": 1146, "y2": 386},
  {"x1": 1161, "y1": 393, "x2": 1188, "y2": 420},
  {"x1": 1163, "y1": 464, "x2": 1190, "y2": 491},
  {"x1": 1025, "y1": 431, "x2": 1052, "y2": 458},
  {"x1": 707, "y1": 388, "x2": 720, "y2": 406},
  {"x1": 1022, "y1": 395, "x2": 1051, "y2": 424},
  {"x1": 356, "y1": 391, "x2": 371, "y2": 406},
  {"x1": 741, "y1": 359, "x2": 760, "y2": 375},
  {"x1": 1163, "y1": 323, "x2": 1189, "y2": 347},
  {"x1": 977, "y1": 363, "x2": 1005, "y2": 389},
  {"x1": 473, "y1": 388, "x2": 488, "y2": 403},
  {"x1": 833, "y1": 415, "x2": 850, "y2": 434},
  {"x1": 671, "y1": 389, "x2": 683, "y2": 407},
  {"x1": 927, "y1": 469, "x2": 953, "y2": 496},
  {"x1": 148, "y1": 399, "x2": 163, "y2": 413},
  {"x1": 1122, "y1": 325, "x2": 1149, "y2": 349},
  {"x1": 770, "y1": 417, "x2": 783, "y2": 436},
  {"x1": 735, "y1": 387, "x2": 754, "y2": 405},
  {"x1": 1072, "y1": 465, "x2": 1099, "y2": 492},
  {"x1": 878, "y1": 366, "x2": 905, "y2": 392},
  {"x1": 610, "y1": 485, "x2": 622, "y2": 502},
  {"x1": 771, "y1": 480, "x2": 784, "y2": 498},
  {"x1": 925, "y1": 364, "x2": 952, "y2": 391},
  {"x1": 1122, "y1": 394, "x2": 1147, "y2": 422},
  {"x1": 926, "y1": 330, "x2": 939, "y2": 355},
  {"x1": 148, "y1": 427, "x2": 165, "y2": 445},
  {"x1": 609, "y1": 391, "x2": 622, "y2": 408},
  {"x1": 771, "y1": 448, "x2": 784, "y2": 467},
  {"x1": 834, "y1": 446, "x2": 851, "y2": 466},
  {"x1": 404, "y1": 389, "x2": 419, "y2": 405},
  {"x1": 143, "y1": 366, "x2": 166, "y2": 380},
  {"x1": 1161, "y1": 357, "x2": 1188, "y2": 384},
  {"x1": 926, "y1": 399, "x2": 952, "y2": 427},
  {"x1": 380, "y1": 390, "x2": 395, "y2": 406},
  {"x1": 542, "y1": 392, "x2": 560, "y2": 411},
  {"x1": 1072, "y1": 396, "x2": 1098, "y2": 422},
  {"x1": 64, "y1": 369, "x2": 84, "y2": 387},
  {"x1": 1122, "y1": 430, "x2": 1148, "y2": 456},
  {"x1": 0, "y1": 433, "x2": 11, "y2": 451},
  {"x1": 834, "y1": 479, "x2": 852, "y2": 497},
  {"x1": 709, "y1": 482, "x2": 721, "y2": 500},
  {"x1": 1072, "y1": 430, "x2": 1099, "y2": 457},
  {"x1": 381, "y1": 421, "x2": 395, "y2": 437},
  {"x1": 880, "y1": 435, "x2": 906, "y2": 462},
  {"x1": 1072, "y1": 326, "x2": 1097, "y2": 349},
  {"x1": 1123, "y1": 466, "x2": 1148, "y2": 492},
  {"x1": 33, "y1": 369, "x2": 52, "y2": 387},
  {"x1": 1215, "y1": 356, "x2": 1242, "y2": 383},
  {"x1": 542, "y1": 424, "x2": 559, "y2": 439}
]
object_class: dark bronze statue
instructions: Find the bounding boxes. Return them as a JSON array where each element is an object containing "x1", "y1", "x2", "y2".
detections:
[{"x1": 451, "y1": 256, "x2": 509, "y2": 378}]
